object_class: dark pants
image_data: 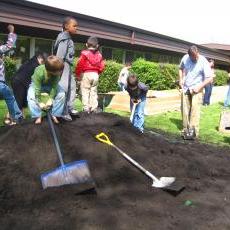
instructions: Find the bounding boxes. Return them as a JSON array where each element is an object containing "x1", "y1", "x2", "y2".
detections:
[
  {"x1": 203, "y1": 83, "x2": 213, "y2": 105},
  {"x1": 11, "y1": 79, "x2": 28, "y2": 109}
]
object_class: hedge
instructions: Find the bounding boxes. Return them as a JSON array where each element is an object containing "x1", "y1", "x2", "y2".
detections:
[
  {"x1": 4, "y1": 57, "x2": 17, "y2": 85},
  {"x1": 131, "y1": 58, "x2": 229, "y2": 89},
  {"x1": 98, "y1": 60, "x2": 123, "y2": 93},
  {"x1": 214, "y1": 69, "x2": 229, "y2": 86},
  {"x1": 3, "y1": 57, "x2": 229, "y2": 92},
  {"x1": 131, "y1": 59, "x2": 178, "y2": 90}
]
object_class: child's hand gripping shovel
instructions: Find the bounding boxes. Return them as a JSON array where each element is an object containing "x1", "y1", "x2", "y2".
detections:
[
  {"x1": 95, "y1": 133, "x2": 185, "y2": 194},
  {"x1": 32, "y1": 99, "x2": 95, "y2": 190}
]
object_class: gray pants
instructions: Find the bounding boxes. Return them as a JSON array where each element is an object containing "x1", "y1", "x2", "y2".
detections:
[{"x1": 58, "y1": 62, "x2": 76, "y2": 112}]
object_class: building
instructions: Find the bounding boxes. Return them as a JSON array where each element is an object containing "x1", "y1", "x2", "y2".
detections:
[
  {"x1": 202, "y1": 43, "x2": 230, "y2": 59},
  {"x1": 0, "y1": 0, "x2": 230, "y2": 70}
]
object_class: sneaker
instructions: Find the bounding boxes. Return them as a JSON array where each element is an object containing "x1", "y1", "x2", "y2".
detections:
[
  {"x1": 16, "y1": 116, "x2": 24, "y2": 124},
  {"x1": 91, "y1": 108, "x2": 102, "y2": 114},
  {"x1": 62, "y1": 114, "x2": 72, "y2": 121},
  {"x1": 69, "y1": 109, "x2": 80, "y2": 117},
  {"x1": 69, "y1": 109, "x2": 79, "y2": 116}
]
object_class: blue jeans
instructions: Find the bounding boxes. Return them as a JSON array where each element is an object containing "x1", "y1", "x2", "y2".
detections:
[
  {"x1": 224, "y1": 85, "x2": 230, "y2": 107},
  {"x1": 118, "y1": 82, "x2": 126, "y2": 92},
  {"x1": 27, "y1": 84, "x2": 65, "y2": 118},
  {"x1": 130, "y1": 97, "x2": 146, "y2": 132},
  {"x1": 0, "y1": 81, "x2": 22, "y2": 120},
  {"x1": 203, "y1": 83, "x2": 213, "y2": 105}
]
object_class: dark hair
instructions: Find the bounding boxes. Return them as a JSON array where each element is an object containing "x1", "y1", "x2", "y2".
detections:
[
  {"x1": 62, "y1": 17, "x2": 77, "y2": 30},
  {"x1": 36, "y1": 52, "x2": 48, "y2": 61},
  {"x1": 127, "y1": 74, "x2": 138, "y2": 87},
  {"x1": 45, "y1": 55, "x2": 64, "y2": 73},
  {"x1": 87, "y1": 36, "x2": 99, "y2": 49},
  {"x1": 208, "y1": 59, "x2": 215, "y2": 68},
  {"x1": 188, "y1": 45, "x2": 199, "y2": 56}
]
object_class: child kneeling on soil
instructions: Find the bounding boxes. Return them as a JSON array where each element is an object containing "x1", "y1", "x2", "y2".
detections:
[
  {"x1": 125, "y1": 74, "x2": 148, "y2": 133},
  {"x1": 75, "y1": 36, "x2": 105, "y2": 113},
  {"x1": 27, "y1": 56, "x2": 65, "y2": 124}
]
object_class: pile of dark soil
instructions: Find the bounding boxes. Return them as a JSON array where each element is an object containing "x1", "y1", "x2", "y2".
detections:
[{"x1": 0, "y1": 112, "x2": 230, "y2": 230}]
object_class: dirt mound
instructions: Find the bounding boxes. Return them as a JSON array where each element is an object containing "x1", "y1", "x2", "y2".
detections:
[{"x1": 0, "y1": 112, "x2": 230, "y2": 230}]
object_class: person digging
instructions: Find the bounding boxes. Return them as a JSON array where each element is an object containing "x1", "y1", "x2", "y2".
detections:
[{"x1": 179, "y1": 45, "x2": 213, "y2": 139}]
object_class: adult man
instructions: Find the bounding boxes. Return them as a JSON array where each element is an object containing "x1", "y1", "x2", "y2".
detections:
[{"x1": 179, "y1": 45, "x2": 212, "y2": 138}]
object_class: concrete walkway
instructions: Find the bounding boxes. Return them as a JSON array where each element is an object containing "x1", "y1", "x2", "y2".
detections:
[{"x1": 102, "y1": 86, "x2": 229, "y2": 115}]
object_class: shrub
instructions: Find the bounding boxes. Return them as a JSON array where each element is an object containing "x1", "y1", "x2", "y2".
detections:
[
  {"x1": 214, "y1": 69, "x2": 229, "y2": 86},
  {"x1": 98, "y1": 60, "x2": 123, "y2": 93},
  {"x1": 131, "y1": 59, "x2": 178, "y2": 90},
  {"x1": 4, "y1": 57, "x2": 17, "y2": 85}
]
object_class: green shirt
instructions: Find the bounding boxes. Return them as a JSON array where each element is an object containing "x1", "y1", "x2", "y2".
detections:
[{"x1": 31, "y1": 65, "x2": 60, "y2": 102}]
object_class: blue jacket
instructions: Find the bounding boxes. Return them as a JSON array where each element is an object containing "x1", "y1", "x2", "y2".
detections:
[{"x1": 125, "y1": 82, "x2": 149, "y2": 100}]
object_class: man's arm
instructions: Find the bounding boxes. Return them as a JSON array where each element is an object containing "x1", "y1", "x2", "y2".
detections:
[
  {"x1": 192, "y1": 77, "x2": 212, "y2": 94},
  {"x1": 178, "y1": 69, "x2": 184, "y2": 89}
]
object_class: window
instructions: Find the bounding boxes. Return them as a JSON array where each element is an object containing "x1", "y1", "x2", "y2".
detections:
[
  {"x1": 35, "y1": 38, "x2": 53, "y2": 55},
  {"x1": 134, "y1": 51, "x2": 144, "y2": 60},
  {"x1": 11, "y1": 36, "x2": 30, "y2": 65},
  {"x1": 125, "y1": 51, "x2": 134, "y2": 63},
  {"x1": 145, "y1": 53, "x2": 153, "y2": 61},
  {"x1": 112, "y1": 48, "x2": 123, "y2": 63},
  {"x1": 152, "y1": 53, "x2": 159, "y2": 62},
  {"x1": 0, "y1": 34, "x2": 30, "y2": 65},
  {"x1": 102, "y1": 47, "x2": 112, "y2": 60}
]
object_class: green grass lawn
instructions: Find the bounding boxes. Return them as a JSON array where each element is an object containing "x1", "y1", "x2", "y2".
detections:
[
  {"x1": 1, "y1": 99, "x2": 230, "y2": 146},
  {"x1": 107, "y1": 103, "x2": 230, "y2": 146}
]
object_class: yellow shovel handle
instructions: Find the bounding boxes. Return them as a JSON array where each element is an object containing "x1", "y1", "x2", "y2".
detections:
[{"x1": 95, "y1": 132, "x2": 113, "y2": 146}]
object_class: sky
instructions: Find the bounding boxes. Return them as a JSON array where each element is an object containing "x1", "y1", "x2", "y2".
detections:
[{"x1": 27, "y1": 0, "x2": 230, "y2": 45}]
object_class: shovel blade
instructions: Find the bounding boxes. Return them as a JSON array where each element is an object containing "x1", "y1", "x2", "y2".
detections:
[
  {"x1": 152, "y1": 177, "x2": 185, "y2": 195},
  {"x1": 152, "y1": 177, "x2": 175, "y2": 188}
]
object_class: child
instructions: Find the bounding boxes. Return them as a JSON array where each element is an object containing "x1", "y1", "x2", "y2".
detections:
[
  {"x1": 27, "y1": 55, "x2": 65, "y2": 124},
  {"x1": 125, "y1": 74, "x2": 148, "y2": 133},
  {"x1": 0, "y1": 25, "x2": 22, "y2": 125},
  {"x1": 117, "y1": 62, "x2": 131, "y2": 92},
  {"x1": 76, "y1": 36, "x2": 105, "y2": 113},
  {"x1": 11, "y1": 53, "x2": 47, "y2": 116},
  {"x1": 54, "y1": 17, "x2": 78, "y2": 121},
  {"x1": 7, "y1": 25, "x2": 17, "y2": 56}
]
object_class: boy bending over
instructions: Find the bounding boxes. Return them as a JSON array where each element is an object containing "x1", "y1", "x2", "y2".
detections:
[
  {"x1": 27, "y1": 56, "x2": 65, "y2": 124},
  {"x1": 125, "y1": 74, "x2": 148, "y2": 133}
]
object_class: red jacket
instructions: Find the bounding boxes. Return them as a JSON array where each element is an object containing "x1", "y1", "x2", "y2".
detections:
[{"x1": 75, "y1": 49, "x2": 105, "y2": 80}]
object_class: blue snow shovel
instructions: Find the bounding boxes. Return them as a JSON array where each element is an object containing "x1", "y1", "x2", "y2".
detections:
[{"x1": 40, "y1": 108, "x2": 94, "y2": 189}]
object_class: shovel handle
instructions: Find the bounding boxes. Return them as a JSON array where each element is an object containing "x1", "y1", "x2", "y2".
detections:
[{"x1": 95, "y1": 132, "x2": 113, "y2": 146}]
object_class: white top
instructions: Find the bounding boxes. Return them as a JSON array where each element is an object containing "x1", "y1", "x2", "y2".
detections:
[{"x1": 118, "y1": 67, "x2": 130, "y2": 85}]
